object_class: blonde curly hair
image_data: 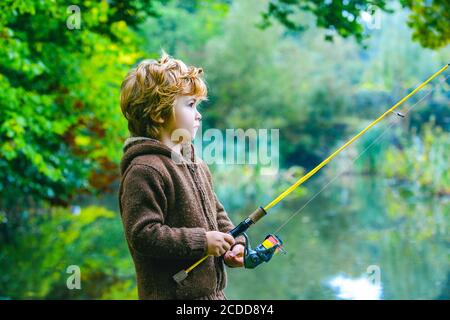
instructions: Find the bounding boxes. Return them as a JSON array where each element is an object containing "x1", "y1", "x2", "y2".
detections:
[{"x1": 120, "y1": 50, "x2": 208, "y2": 138}]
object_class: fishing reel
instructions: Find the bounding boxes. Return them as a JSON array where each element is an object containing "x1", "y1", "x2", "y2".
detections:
[{"x1": 241, "y1": 233, "x2": 286, "y2": 269}]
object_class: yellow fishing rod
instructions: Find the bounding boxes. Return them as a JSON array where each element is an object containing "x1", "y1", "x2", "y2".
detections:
[{"x1": 173, "y1": 63, "x2": 449, "y2": 284}]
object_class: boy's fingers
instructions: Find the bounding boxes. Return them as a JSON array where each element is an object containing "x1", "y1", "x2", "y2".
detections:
[
  {"x1": 222, "y1": 243, "x2": 231, "y2": 252},
  {"x1": 228, "y1": 255, "x2": 244, "y2": 266},
  {"x1": 223, "y1": 234, "x2": 235, "y2": 245},
  {"x1": 233, "y1": 256, "x2": 243, "y2": 264},
  {"x1": 219, "y1": 244, "x2": 227, "y2": 254},
  {"x1": 233, "y1": 249, "x2": 244, "y2": 258}
]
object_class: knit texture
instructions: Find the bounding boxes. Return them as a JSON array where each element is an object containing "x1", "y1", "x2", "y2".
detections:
[{"x1": 118, "y1": 137, "x2": 245, "y2": 299}]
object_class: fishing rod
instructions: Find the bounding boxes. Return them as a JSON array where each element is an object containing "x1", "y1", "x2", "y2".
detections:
[{"x1": 173, "y1": 63, "x2": 449, "y2": 284}]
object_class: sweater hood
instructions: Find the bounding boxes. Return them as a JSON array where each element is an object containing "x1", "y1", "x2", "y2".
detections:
[{"x1": 120, "y1": 137, "x2": 197, "y2": 176}]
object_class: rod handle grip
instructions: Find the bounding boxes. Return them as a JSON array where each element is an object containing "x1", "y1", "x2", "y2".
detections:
[{"x1": 249, "y1": 206, "x2": 267, "y2": 223}]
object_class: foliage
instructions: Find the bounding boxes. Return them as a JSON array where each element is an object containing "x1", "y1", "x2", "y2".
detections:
[
  {"x1": 381, "y1": 119, "x2": 450, "y2": 195},
  {"x1": 0, "y1": 0, "x2": 156, "y2": 227},
  {"x1": 0, "y1": 206, "x2": 136, "y2": 299},
  {"x1": 400, "y1": 0, "x2": 450, "y2": 49},
  {"x1": 138, "y1": 0, "x2": 230, "y2": 57},
  {"x1": 259, "y1": 0, "x2": 391, "y2": 44},
  {"x1": 260, "y1": 0, "x2": 450, "y2": 49}
]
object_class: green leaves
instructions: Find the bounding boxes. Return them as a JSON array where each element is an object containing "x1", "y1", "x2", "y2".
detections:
[
  {"x1": 259, "y1": 0, "x2": 449, "y2": 49},
  {"x1": 382, "y1": 120, "x2": 450, "y2": 195},
  {"x1": 400, "y1": 0, "x2": 450, "y2": 49},
  {"x1": 0, "y1": 0, "x2": 152, "y2": 220},
  {"x1": 0, "y1": 206, "x2": 136, "y2": 299},
  {"x1": 259, "y1": 0, "x2": 391, "y2": 45}
]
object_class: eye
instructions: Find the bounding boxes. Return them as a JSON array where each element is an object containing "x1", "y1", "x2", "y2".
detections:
[{"x1": 188, "y1": 100, "x2": 198, "y2": 108}]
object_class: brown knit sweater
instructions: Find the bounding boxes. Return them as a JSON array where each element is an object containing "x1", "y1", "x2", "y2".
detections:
[{"x1": 118, "y1": 137, "x2": 246, "y2": 300}]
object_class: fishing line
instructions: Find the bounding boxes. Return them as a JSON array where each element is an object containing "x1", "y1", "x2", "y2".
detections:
[{"x1": 274, "y1": 73, "x2": 450, "y2": 234}]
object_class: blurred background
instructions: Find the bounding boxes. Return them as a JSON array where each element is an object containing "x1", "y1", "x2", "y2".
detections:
[{"x1": 0, "y1": 0, "x2": 448, "y2": 299}]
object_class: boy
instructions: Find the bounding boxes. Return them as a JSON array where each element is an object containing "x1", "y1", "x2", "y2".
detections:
[{"x1": 118, "y1": 51, "x2": 246, "y2": 300}]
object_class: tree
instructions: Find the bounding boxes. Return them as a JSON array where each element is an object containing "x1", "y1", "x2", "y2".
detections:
[
  {"x1": 0, "y1": 0, "x2": 165, "y2": 234},
  {"x1": 400, "y1": 0, "x2": 450, "y2": 49},
  {"x1": 259, "y1": 0, "x2": 449, "y2": 49}
]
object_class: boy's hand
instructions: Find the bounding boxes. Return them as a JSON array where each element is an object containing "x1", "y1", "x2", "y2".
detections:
[
  {"x1": 206, "y1": 231, "x2": 235, "y2": 256},
  {"x1": 223, "y1": 244, "x2": 245, "y2": 268}
]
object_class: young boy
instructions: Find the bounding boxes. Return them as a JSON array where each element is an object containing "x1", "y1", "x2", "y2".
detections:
[{"x1": 118, "y1": 51, "x2": 246, "y2": 300}]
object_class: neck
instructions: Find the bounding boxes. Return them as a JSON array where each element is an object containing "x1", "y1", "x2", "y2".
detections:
[{"x1": 159, "y1": 131, "x2": 182, "y2": 155}]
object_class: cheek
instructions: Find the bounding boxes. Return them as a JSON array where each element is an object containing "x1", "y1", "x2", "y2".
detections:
[{"x1": 176, "y1": 108, "x2": 195, "y2": 126}]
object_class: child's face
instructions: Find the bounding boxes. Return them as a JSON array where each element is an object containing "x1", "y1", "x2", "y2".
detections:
[{"x1": 165, "y1": 95, "x2": 202, "y2": 141}]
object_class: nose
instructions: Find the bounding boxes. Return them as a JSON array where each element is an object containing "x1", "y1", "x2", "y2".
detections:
[{"x1": 196, "y1": 110, "x2": 202, "y2": 122}]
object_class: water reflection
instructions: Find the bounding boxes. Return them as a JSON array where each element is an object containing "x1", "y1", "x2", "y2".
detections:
[
  {"x1": 328, "y1": 274, "x2": 382, "y2": 300},
  {"x1": 225, "y1": 174, "x2": 448, "y2": 300}
]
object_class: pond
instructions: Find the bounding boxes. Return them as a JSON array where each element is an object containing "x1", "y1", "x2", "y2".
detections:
[{"x1": 224, "y1": 174, "x2": 449, "y2": 300}]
